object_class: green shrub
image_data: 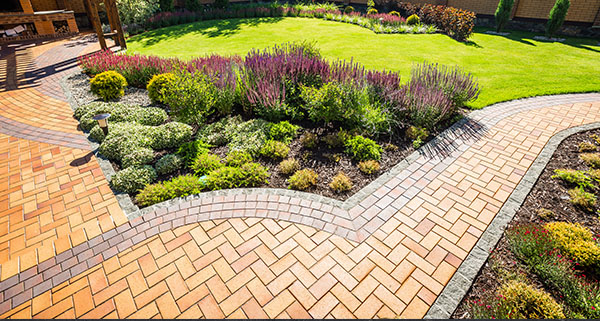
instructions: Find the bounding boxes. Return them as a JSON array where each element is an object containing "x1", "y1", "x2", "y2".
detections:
[
  {"x1": 288, "y1": 169, "x2": 318, "y2": 191},
  {"x1": 329, "y1": 172, "x2": 353, "y2": 193},
  {"x1": 184, "y1": 0, "x2": 201, "y2": 11},
  {"x1": 110, "y1": 165, "x2": 156, "y2": 194},
  {"x1": 358, "y1": 160, "x2": 380, "y2": 175},
  {"x1": 90, "y1": 71, "x2": 127, "y2": 101},
  {"x1": 546, "y1": 222, "x2": 600, "y2": 268},
  {"x1": 546, "y1": 0, "x2": 570, "y2": 38},
  {"x1": 89, "y1": 125, "x2": 105, "y2": 142},
  {"x1": 300, "y1": 132, "x2": 318, "y2": 149},
  {"x1": 279, "y1": 158, "x2": 300, "y2": 175},
  {"x1": 136, "y1": 174, "x2": 204, "y2": 207},
  {"x1": 344, "y1": 6, "x2": 354, "y2": 14},
  {"x1": 269, "y1": 121, "x2": 299, "y2": 143},
  {"x1": 579, "y1": 141, "x2": 597, "y2": 152},
  {"x1": 152, "y1": 122, "x2": 193, "y2": 149},
  {"x1": 259, "y1": 140, "x2": 290, "y2": 159},
  {"x1": 197, "y1": 116, "x2": 271, "y2": 156},
  {"x1": 176, "y1": 140, "x2": 211, "y2": 167},
  {"x1": 389, "y1": 11, "x2": 400, "y2": 17},
  {"x1": 121, "y1": 147, "x2": 154, "y2": 168},
  {"x1": 580, "y1": 153, "x2": 600, "y2": 168},
  {"x1": 494, "y1": 0, "x2": 514, "y2": 32},
  {"x1": 323, "y1": 130, "x2": 350, "y2": 148},
  {"x1": 147, "y1": 73, "x2": 175, "y2": 104},
  {"x1": 406, "y1": 125, "x2": 429, "y2": 149},
  {"x1": 155, "y1": 154, "x2": 183, "y2": 175},
  {"x1": 162, "y1": 71, "x2": 218, "y2": 125},
  {"x1": 552, "y1": 169, "x2": 593, "y2": 189},
  {"x1": 345, "y1": 135, "x2": 382, "y2": 161},
  {"x1": 300, "y1": 82, "x2": 365, "y2": 125},
  {"x1": 205, "y1": 162, "x2": 269, "y2": 190},
  {"x1": 116, "y1": 0, "x2": 159, "y2": 25},
  {"x1": 213, "y1": 0, "x2": 228, "y2": 9},
  {"x1": 568, "y1": 186, "x2": 596, "y2": 212},
  {"x1": 225, "y1": 150, "x2": 253, "y2": 167},
  {"x1": 367, "y1": 8, "x2": 378, "y2": 15},
  {"x1": 406, "y1": 14, "x2": 421, "y2": 25},
  {"x1": 191, "y1": 153, "x2": 223, "y2": 176},
  {"x1": 75, "y1": 102, "x2": 167, "y2": 131}
]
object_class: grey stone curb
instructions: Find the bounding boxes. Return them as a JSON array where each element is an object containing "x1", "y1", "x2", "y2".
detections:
[{"x1": 424, "y1": 121, "x2": 600, "y2": 319}]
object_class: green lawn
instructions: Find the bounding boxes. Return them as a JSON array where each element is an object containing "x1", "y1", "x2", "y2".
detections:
[{"x1": 127, "y1": 17, "x2": 600, "y2": 109}]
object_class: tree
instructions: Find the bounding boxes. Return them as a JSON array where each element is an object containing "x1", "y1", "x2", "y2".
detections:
[
  {"x1": 116, "y1": 0, "x2": 159, "y2": 26},
  {"x1": 494, "y1": 0, "x2": 514, "y2": 32},
  {"x1": 546, "y1": 0, "x2": 570, "y2": 38},
  {"x1": 159, "y1": 0, "x2": 173, "y2": 12}
]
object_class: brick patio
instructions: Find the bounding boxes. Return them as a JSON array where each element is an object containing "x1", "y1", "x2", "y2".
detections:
[{"x1": 1, "y1": 35, "x2": 599, "y2": 318}]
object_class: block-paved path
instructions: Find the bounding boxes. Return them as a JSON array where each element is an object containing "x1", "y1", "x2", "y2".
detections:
[{"x1": 1, "y1": 36, "x2": 600, "y2": 319}]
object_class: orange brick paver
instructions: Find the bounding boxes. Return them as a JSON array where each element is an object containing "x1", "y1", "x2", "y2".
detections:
[{"x1": 2, "y1": 33, "x2": 600, "y2": 319}]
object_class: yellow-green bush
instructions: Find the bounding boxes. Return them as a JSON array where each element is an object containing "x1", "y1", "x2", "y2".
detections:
[
  {"x1": 568, "y1": 186, "x2": 596, "y2": 212},
  {"x1": 546, "y1": 222, "x2": 600, "y2": 268},
  {"x1": 147, "y1": 73, "x2": 175, "y2": 104},
  {"x1": 288, "y1": 169, "x2": 318, "y2": 191},
  {"x1": 90, "y1": 71, "x2": 127, "y2": 101},
  {"x1": 406, "y1": 14, "x2": 421, "y2": 25},
  {"x1": 578, "y1": 141, "x2": 597, "y2": 152},
  {"x1": 499, "y1": 281, "x2": 565, "y2": 319},
  {"x1": 389, "y1": 11, "x2": 400, "y2": 17},
  {"x1": 279, "y1": 158, "x2": 300, "y2": 175},
  {"x1": 358, "y1": 160, "x2": 380, "y2": 175},
  {"x1": 580, "y1": 153, "x2": 600, "y2": 168},
  {"x1": 329, "y1": 172, "x2": 353, "y2": 193}
]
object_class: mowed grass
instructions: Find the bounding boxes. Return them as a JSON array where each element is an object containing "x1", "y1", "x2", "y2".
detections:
[{"x1": 127, "y1": 17, "x2": 600, "y2": 109}]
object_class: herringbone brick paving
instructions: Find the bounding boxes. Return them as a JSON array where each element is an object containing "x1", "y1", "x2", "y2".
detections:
[{"x1": 1, "y1": 34, "x2": 600, "y2": 319}]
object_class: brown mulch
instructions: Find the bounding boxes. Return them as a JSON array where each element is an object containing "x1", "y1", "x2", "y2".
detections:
[{"x1": 452, "y1": 128, "x2": 600, "y2": 318}]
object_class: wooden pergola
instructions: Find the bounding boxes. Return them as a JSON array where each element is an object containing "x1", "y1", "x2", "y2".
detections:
[{"x1": 83, "y1": 0, "x2": 126, "y2": 50}]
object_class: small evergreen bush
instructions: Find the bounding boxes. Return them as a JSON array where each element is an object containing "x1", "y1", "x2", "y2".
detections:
[
  {"x1": 300, "y1": 132, "x2": 318, "y2": 149},
  {"x1": 155, "y1": 154, "x2": 183, "y2": 175},
  {"x1": 279, "y1": 158, "x2": 300, "y2": 175},
  {"x1": 345, "y1": 135, "x2": 382, "y2": 161},
  {"x1": 225, "y1": 150, "x2": 253, "y2": 167},
  {"x1": 406, "y1": 14, "x2": 421, "y2": 25},
  {"x1": 358, "y1": 160, "x2": 380, "y2": 175},
  {"x1": 568, "y1": 186, "x2": 596, "y2": 212},
  {"x1": 90, "y1": 71, "x2": 127, "y2": 101},
  {"x1": 546, "y1": 0, "x2": 570, "y2": 38},
  {"x1": 552, "y1": 169, "x2": 593, "y2": 189},
  {"x1": 147, "y1": 73, "x2": 175, "y2": 104},
  {"x1": 136, "y1": 174, "x2": 204, "y2": 207},
  {"x1": 259, "y1": 140, "x2": 290, "y2": 159},
  {"x1": 110, "y1": 165, "x2": 156, "y2": 193},
  {"x1": 329, "y1": 172, "x2": 353, "y2": 193},
  {"x1": 546, "y1": 222, "x2": 600, "y2": 269},
  {"x1": 494, "y1": 0, "x2": 514, "y2": 32},
  {"x1": 288, "y1": 169, "x2": 318, "y2": 191},
  {"x1": 269, "y1": 121, "x2": 300, "y2": 143},
  {"x1": 192, "y1": 153, "x2": 223, "y2": 176}
]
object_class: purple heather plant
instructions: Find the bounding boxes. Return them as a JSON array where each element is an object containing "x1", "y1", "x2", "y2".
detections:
[{"x1": 409, "y1": 62, "x2": 480, "y2": 107}]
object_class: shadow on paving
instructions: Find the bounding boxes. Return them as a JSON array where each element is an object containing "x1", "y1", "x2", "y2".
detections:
[
  {"x1": 132, "y1": 17, "x2": 284, "y2": 47},
  {"x1": 419, "y1": 116, "x2": 488, "y2": 160}
]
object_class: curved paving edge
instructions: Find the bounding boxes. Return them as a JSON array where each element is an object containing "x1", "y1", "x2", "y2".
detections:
[
  {"x1": 62, "y1": 74, "x2": 600, "y2": 243},
  {"x1": 424, "y1": 121, "x2": 600, "y2": 319},
  {"x1": 0, "y1": 115, "x2": 91, "y2": 150}
]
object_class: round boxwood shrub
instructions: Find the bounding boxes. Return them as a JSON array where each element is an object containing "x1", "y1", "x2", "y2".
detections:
[
  {"x1": 344, "y1": 6, "x2": 354, "y2": 14},
  {"x1": 192, "y1": 153, "x2": 223, "y2": 176},
  {"x1": 389, "y1": 11, "x2": 400, "y2": 17},
  {"x1": 288, "y1": 169, "x2": 318, "y2": 191},
  {"x1": 90, "y1": 71, "x2": 127, "y2": 101},
  {"x1": 155, "y1": 154, "x2": 183, "y2": 175},
  {"x1": 345, "y1": 135, "x2": 382, "y2": 161},
  {"x1": 367, "y1": 8, "x2": 378, "y2": 15},
  {"x1": 110, "y1": 165, "x2": 156, "y2": 193},
  {"x1": 406, "y1": 14, "x2": 421, "y2": 25},
  {"x1": 147, "y1": 73, "x2": 175, "y2": 104},
  {"x1": 121, "y1": 147, "x2": 154, "y2": 168}
]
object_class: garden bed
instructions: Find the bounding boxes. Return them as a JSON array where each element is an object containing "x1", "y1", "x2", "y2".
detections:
[
  {"x1": 74, "y1": 42, "x2": 478, "y2": 209},
  {"x1": 453, "y1": 128, "x2": 600, "y2": 319}
]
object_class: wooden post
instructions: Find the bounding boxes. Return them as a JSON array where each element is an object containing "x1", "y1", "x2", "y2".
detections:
[
  {"x1": 85, "y1": 0, "x2": 107, "y2": 50},
  {"x1": 106, "y1": 0, "x2": 127, "y2": 49}
]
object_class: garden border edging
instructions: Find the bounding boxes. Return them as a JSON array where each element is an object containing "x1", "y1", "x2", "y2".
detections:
[{"x1": 424, "y1": 121, "x2": 600, "y2": 319}]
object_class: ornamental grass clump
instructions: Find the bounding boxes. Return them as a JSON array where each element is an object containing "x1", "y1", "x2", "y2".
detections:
[{"x1": 329, "y1": 172, "x2": 353, "y2": 193}]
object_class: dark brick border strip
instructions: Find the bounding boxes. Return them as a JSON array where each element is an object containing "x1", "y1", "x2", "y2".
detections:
[
  {"x1": 0, "y1": 115, "x2": 91, "y2": 150},
  {"x1": 424, "y1": 121, "x2": 600, "y2": 319}
]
